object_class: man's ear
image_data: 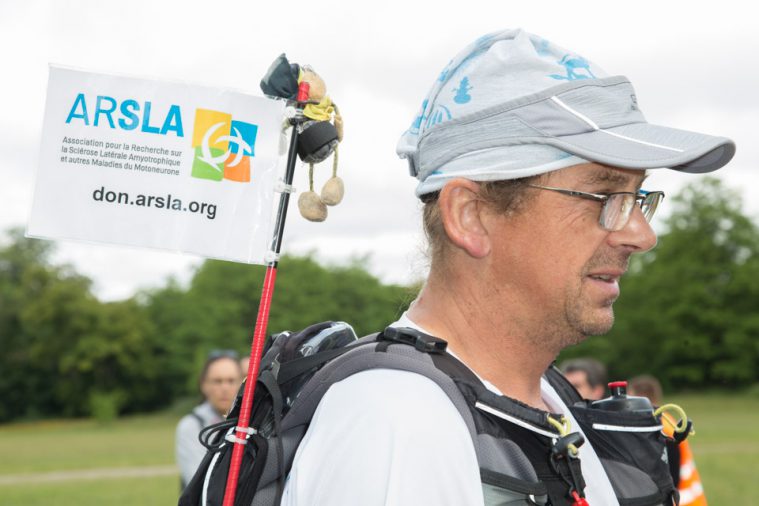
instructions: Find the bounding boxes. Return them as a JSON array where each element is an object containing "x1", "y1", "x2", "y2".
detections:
[{"x1": 438, "y1": 178, "x2": 491, "y2": 258}]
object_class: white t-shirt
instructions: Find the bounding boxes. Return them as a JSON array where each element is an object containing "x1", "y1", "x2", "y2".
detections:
[{"x1": 281, "y1": 315, "x2": 619, "y2": 505}]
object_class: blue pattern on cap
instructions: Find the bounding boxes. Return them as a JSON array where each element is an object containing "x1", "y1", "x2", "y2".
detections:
[
  {"x1": 548, "y1": 54, "x2": 597, "y2": 80},
  {"x1": 397, "y1": 29, "x2": 606, "y2": 185},
  {"x1": 453, "y1": 77, "x2": 472, "y2": 104},
  {"x1": 424, "y1": 104, "x2": 452, "y2": 129}
]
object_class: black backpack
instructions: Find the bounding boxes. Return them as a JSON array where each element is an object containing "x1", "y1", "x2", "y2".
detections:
[
  {"x1": 179, "y1": 321, "x2": 679, "y2": 506},
  {"x1": 179, "y1": 321, "x2": 364, "y2": 506}
]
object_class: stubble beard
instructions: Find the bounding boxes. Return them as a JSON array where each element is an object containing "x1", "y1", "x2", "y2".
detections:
[
  {"x1": 566, "y1": 297, "x2": 616, "y2": 341},
  {"x1": 533, "y1": 301, "x2": 615, "y2": 352},
  {"x1": 547, "y1": 251, "x2": 628, "y2": 350}
]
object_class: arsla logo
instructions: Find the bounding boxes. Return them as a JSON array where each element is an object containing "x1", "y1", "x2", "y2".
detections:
[{"x1": 191, "y1": 109, "x2": 258, "y2": 182}]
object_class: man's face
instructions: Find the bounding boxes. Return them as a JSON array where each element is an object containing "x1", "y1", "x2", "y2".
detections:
[
  {"x1": 485, "y1": 163, "x2": 657, "y2": 347},
  {"x1": 201, "y1": 358, "x2": 243, "y2": 415}
]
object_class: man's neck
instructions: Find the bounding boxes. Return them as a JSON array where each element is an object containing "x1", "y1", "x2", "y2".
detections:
[{"x1": 408, "y1": 268, "x2": 560, "y2": 411}]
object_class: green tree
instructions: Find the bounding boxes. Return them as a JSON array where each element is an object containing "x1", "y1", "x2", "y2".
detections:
[
  {"x1": 0, "y1": 229, "x2": 99, "y2": 419},
  {"x1": 0, "y1": 229, "x2": 180, "y2": 421},
  {"x1": 57, "y1": 298, "x2": 175, "y2": 415},
  {"x1": 160, "y1": 254, "x2": 413, "y2": 396},
  {"x1": 1, "y1": 227, "x2": 414, "y2": 421}
]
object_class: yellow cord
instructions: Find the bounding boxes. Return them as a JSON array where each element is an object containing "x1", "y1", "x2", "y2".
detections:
[
  {"x1": 653, "y1": 403, "x2": 694, "y2": 436},
  {"x1": 546, "y1": 415, "x2": 579, "y2": 456}
]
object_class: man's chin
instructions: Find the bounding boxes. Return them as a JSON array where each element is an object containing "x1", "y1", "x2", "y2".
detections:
[
  {"x1": 582, "y1": 310, "x2": 615, "y2": 336},
  {"x1": 568, "y1": 305, "x2": 615, "y2": 339}
]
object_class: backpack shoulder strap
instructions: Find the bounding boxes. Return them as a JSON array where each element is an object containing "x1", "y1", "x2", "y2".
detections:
[
  {"x1": 280, "y1": 327, "x2": 479, "y2": 437},
  {"x1": 253, "y1": 326, "x2": 556, "y2": 503},
  {"x1": 250, "y1": 328, "x2": 482, "y2": 503},
  {"x1": 277, "y1": 327, "x2": 548, "y2": 486}
]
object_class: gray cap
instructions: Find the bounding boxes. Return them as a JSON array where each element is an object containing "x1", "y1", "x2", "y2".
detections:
[{"x1": 397, "y1": 29, "x2": 736, "y2": 196}]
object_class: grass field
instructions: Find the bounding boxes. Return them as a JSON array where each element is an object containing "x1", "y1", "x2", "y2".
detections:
[
  {"x1": 668, "y1": 394, "x2": 759, "y2": 502},
  {"x1": 0, "y1": 394, "x2": 756, "y2": 505},
  {"x1": 0, "y1": 476, "x2": 179, "y2": 506},
  {"x1": 0, "y1": 412, "x2": 176, "y2": 474}
]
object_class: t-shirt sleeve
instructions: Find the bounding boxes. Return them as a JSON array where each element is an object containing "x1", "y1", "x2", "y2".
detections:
[
  {"x1": 281, "y1": 369, "x2": 483, "y2": 506},
  {"x1": 175, "y1": 414, "x2": 206, "y2": 486}
]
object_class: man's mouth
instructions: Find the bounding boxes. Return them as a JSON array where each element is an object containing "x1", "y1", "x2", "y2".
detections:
[
  {"x1": 589, "y1": 274, "x2": 619, "y2": 282},
  {"x1": 586, "y1": 271, "x2": 623, "y2": 299}
]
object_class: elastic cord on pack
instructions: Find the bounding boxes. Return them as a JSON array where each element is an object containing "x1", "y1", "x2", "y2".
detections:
[
  {"x1": 547, "y1": 415, "x2": 579, "y2": 456},
  {"x1": 653, "y1": 403, "x2": 694, "y2": 436}
]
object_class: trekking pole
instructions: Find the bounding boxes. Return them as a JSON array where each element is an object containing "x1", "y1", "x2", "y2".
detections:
[{"x1": 222, "y1": 81, "x2": 311, "y2": 506}]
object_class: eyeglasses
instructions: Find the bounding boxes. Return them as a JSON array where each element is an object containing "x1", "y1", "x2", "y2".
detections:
[
  {"x1": 207, "y1": 349, "x2": 240, "y2": 360},
  {"x1": 527, "y1": 184, "x2": 664, "y2": 232}
]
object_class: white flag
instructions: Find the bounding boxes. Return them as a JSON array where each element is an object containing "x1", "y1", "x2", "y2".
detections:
[{"x1": 28, "y1": 66, "x2": 286, "y2": 264}]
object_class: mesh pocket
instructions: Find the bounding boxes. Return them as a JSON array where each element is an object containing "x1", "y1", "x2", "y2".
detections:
[{"x1": 569, "y1": 405, "x2": 675, "y2": 505}]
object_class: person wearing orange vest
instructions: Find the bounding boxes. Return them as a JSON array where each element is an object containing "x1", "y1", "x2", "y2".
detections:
[{"x1": 628, "y1": 375, "x2": 708, "y2": 506}]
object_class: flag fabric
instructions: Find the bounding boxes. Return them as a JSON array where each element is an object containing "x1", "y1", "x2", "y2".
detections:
[{"x1": 28, "y1": 66, "x2": 286, "y2": 264}]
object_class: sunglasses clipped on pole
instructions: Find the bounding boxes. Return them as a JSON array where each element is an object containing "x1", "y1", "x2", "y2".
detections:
[{"x1": 527, "y1": 184, "x2": 665, "y2": 232}]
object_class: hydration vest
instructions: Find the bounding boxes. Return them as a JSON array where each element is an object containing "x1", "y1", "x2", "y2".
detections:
[{"x1": 179, "y1": 322, "x2": 680, "y2": 506}]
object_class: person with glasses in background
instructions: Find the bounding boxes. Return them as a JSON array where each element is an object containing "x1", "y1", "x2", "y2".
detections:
[
  {"x1": 282, "y1": 29, "x2": 735, "y2": 506},
  {"x1": 176, "y1": 350, "x2": 243, "y2": 490}
]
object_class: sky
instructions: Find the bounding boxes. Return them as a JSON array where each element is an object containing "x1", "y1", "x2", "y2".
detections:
[{"x1": 1, "y1": 0, "x2": 756, "y2": 300}]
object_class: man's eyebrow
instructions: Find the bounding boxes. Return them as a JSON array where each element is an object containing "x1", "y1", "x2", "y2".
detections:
[
  {"x1": 583, "y1": 171, "x2": 630, "y2": 186},
  {"x1": 584, "y1": 170, "x2": 649, "y2": 188}
]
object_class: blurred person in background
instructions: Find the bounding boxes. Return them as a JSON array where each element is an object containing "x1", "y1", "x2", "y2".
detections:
[
  {"x1": 560, "y1": 357, "x2": 608, "y2": 400},
  {"x1": 629, "y1": 374, "x2": 708, "y2": 506},
  {"x1": 175, "y1": 350, "x2": 243, "y2": 489},
  {"x1": 239, "y1": 354, "x2": 250, "y2": 378}
]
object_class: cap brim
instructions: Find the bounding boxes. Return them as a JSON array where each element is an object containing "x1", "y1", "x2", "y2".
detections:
[{"x1": 552, "y1": 122, "x2": 735, "y2": 173}]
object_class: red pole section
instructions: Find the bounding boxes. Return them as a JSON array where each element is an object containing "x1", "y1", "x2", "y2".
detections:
[
  {"x1": 222, "y1": 265, "x2": 278, "y2": 506},
  {"x1": 222, "y1": 79, "x2": 310, "y2": 506}
]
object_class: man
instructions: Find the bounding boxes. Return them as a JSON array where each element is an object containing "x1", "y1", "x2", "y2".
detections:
[
  {"x1": 282, "y1": 29, "x2": 733, "y2": 505},
  {"x1": 560, "y1": 358, "x2": 608, "y2": 400},
  {"x1": 176, "y1": 351, "x2": 242, "y2": 489}
]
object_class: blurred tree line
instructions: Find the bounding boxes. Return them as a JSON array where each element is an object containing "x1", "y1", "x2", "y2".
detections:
[
  {"x1": 0, "y1": 234, "x2": 413, "y2": 423},
  {"x1": 1, "y1": 177, "x2": 757, "y2": 423},
  {"x1": 559, "y1": 177, "x2": 759, "y2": 392}
]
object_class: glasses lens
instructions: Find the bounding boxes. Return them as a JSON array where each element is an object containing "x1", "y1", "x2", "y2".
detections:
[
  {"x1": 600, "y1": 193, "x2": 635, "y2": 231},
  {"x1": 640, "y1": 191, "x2": 663, "y2": 222},
  {"x1": 208, "y1": 349, "x2": 239, "y2": 360}
]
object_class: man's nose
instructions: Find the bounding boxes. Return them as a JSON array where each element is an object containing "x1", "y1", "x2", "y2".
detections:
[{"x1": 608, "y1": 205, "x2": 657, "y2": 253}]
